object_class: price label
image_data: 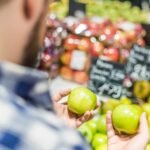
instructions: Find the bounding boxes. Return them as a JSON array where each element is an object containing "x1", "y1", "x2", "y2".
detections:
[
  {"x1": 89, "y1": 58, "x2": 125, "y2": 99},
  {"x1": 70, "y1": 50, "x2": 87, "y2": 71},
  {"x1": 125, "y1": 45, "x2": 150, "y2": 101},
  {"x1": 126, "y1": 45, "x2": 150, "y2": 81}
]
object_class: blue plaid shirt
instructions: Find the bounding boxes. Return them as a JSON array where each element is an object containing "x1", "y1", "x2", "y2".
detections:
[{"x1": 0, "y1": 62, "x2": 90, "y2": 150}]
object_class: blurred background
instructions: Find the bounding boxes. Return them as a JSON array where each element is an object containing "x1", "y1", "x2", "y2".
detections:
[
  {"x1": 38, "y1": 0, "x2": 150, "y2": 103},
  {"x1": 37, "y1": 1, "x2": 150, "y2": 149}
]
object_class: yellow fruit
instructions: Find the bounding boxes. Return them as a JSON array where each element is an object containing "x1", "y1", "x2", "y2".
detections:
[{"x1": 133, "y1": 81, "x2": 150, "y2": 99}]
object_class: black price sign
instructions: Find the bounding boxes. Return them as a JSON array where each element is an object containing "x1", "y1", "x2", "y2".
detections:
[
  {"x1": 89, "y1": 58, "x2": 125, "y2": 99},
  {"x1": 69, "y1": 0, "x2": 86, "y2": 16},
  {"x1": 126, "y1": 45, "x2": 150, "y2": 81}
]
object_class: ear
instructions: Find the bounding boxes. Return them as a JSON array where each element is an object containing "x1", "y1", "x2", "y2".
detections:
[{"x1": 23, "y1": 0, "x2": 44, "y2": 20}]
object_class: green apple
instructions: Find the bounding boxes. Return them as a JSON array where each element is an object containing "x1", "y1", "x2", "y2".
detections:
[
  {"x1": 102, "y1": 99, "x2": 120, "y2": 114},
  {"x1": 142, "y1": 103, "x2": 150, "y2": 116},
  {"x1": 78, "y1": 123, "x2": 93, "y2": 143},
  {"x1": 132, "y1": 104, "x2": 143, "y2": 113},
  {"x1": 146, "y1": 144, "x2": 150, "y2": 150},
  {"x1": 112, "y1": 104, "x2": 142, "y2": 134},
  {"x1": 97, "y1": 114, "x2": 107, "y2": 134},
  {"x1": 120, "y1": 97, "x2": 132, "y2": 105},
  {"x1": 95, "y1": 143, "x2": 107, "y2": 150},
  {"x1": 68, "y1": 87, "x2": 97, "y2": 115},
  {"x1": 86, "y1": 119, "x2": 97, "y2": 134},
  {"x1": 92, "y1": 133, "x2": 107, "y2": 148}
]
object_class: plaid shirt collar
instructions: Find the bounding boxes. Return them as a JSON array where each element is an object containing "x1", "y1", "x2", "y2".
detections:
[{"x1": 0, "y1": 62, "x2": 53, "y2": 110}]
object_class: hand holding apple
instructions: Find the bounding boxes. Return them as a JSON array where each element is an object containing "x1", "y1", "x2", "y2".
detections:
[
  {"x1": 68, "y1": 87, "x2": 97, "y2": 115},
  {"x1": 53, "y1": 89, "x2": 95, "y2": 128},
  {"x1": 112, "y1": 104, "x2": 142, "y2": 134},
  {"x1": 106, "y1": 111, "x2": 149, "y2": 150}
]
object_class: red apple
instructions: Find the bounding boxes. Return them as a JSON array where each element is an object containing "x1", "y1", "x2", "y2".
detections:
[
  {"x1": 73, "y1": 71, "x2": 89, "y2": 84},
  {"x1": 64, "y1": 35, "x2": 79, "y2": 50},
  {"x1": 102, "y1": 47, "x2": 120, "y2": 62},
  {"x1": 60, "y1": 52, "x2": 72, "y2": 65},
  {"x1": 88, "y1": 22, "x2": 102, "y2": 36},
  {"x1": 91, "y1": 42, "x2": 104, "y2": 58},
  {"x1": 60, "y1": 67, "x2": 73, "y2": 80},
  {"x1": 77, "y1": 38, "x2": 91, "y2": 52},
  {"x1": 102, "y1": 26, "x2": 117, "y2": 41},
  {"x1": 135, "y1": 24, "x2": 145, "y2": 37},
  {"x1": 126, "y1": 31, "x2": 136, "y2": 42}
]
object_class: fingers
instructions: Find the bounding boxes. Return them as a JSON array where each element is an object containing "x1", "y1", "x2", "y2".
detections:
[
  {"x1": 53, "y1": 89, "x2": 71, "y2": 102},
  {"x1": 96, "y1": 101, "x2": 101, "y2": 109},
  {"x1": 106, "y1": 111, "x2": 116, "y2": 139},
  {"x1": 76, "y1": 111, "x2": 94, "y2": 127}
]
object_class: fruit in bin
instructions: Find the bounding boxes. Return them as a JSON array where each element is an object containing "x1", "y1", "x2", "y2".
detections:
[
  {"x1": 142, "y1": 103, "x2": 150, "y2": 116},
  {"x1": 112, "y1": 104, "x2": 142, "y2": 134},
  {"x1": 97, "y1": 114, "x2": 107, "y2": 134},
  {"x1": 102, "y1": 99, "x2": 120, "y2": 114},
  {"x1": 146, "y1": 144, "x2": 150, "y2": 150},
  {"x1": 132, "y1": 104, "x2": 143, "y2": 113},
  {"x1": 133, "y1": 81, "x2": 150, "y2": 99},
  {"x1": 88, "y1": 22, "x2": 102, "y2": 36},
  {"x1": 73, "y1": 71, "x2": 89, "y2": 85},
  {"x1": 102, "y1": 47, "x2": 120, "y2": 62},
  {"x1": 68, "y1": 87, "x2": 97, "y2": 115},
  {"x1": 120, "y1": 97, "x2": 132, "y2": 105},
  {"x1": 86, "y1": 118, "x2": 98, "y2": 134},
  {"x1": 60, "y1": 52, "x2": 72, "y2": 65},
  {"x1": 60, "y1": 67, "x2": 73, "y2": 80},
  {"x1": 114, "y1": 31, "x2": 129, "y2": 48},
  {"x1": 92, "y1": 133, "x2": 108, "y2": 149},
  {"x1": 77, "y1": 38, "x2": 91, "y2": 52},
  {"x1": 95, "y1": 143, "x2": 107, "y2": 150},
  {"x1": 64, "y1": 35, "x2": 79, "y2": 50},
  {"x1": 102, "y1": 26, "x2": 117, "y2": 40},
  {"x1": 78, "y1": 123, "x2": 93, "y2": 143},
  {"x1": 126, "y1": 31, "x2": 136, "y2": 42},
  {"x1": 90, "y1": 42, "x2": 104, "y2": 58}
]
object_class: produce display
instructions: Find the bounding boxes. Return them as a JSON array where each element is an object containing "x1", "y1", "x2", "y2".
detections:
[
  {"x1": 74, "y1": 89, "x2": 150, "y2": 150},
  {"x1": 60, "y1": 16, "x2": 146, "y2": 84},
  {"x1": 39, "y1": 1, "x2": 150, "y2": 150},
  {"x1": 39, "y1": 14, "x2": 67, "y2": 78},
  {"x1": 49, "y1": 0, "x2": 149, "y2": 23},
  {"x1": 86, "y1": 1, "x2": 148, "y2": 23}
]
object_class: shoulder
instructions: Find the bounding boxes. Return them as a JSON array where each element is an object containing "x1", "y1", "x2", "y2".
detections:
[{"x1": 0, "y1": 86, "x2": 90, "y2": 150}]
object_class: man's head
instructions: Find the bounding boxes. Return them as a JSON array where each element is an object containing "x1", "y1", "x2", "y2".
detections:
[{"x1": 0, "y1": 0, "x2": 49, "y2": 67}]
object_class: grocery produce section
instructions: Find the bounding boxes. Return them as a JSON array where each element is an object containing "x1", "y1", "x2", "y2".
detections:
[{"x1": 40, "y1": 0, "x2": 150, "y2": 149}]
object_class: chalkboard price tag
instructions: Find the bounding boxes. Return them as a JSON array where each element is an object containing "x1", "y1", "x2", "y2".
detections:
[
  {"x1": 69, "y1": 0, "x2": 86, "y2": 16},
  {"x1": 89, "y1": 58, "x2": 125, "y2": 99},
  {"x1": 126, "y1": 45, "x2": 150, "y2": 81}
]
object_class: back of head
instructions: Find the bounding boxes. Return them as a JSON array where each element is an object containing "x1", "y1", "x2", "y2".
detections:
[{"x1": 0, "y1": 0, "x2": 49, "y2": 67}]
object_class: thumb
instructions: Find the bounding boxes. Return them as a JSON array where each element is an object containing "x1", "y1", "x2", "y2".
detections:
[{"x1": 139, "y1": 112, "x2": 149, "y2": 141}]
